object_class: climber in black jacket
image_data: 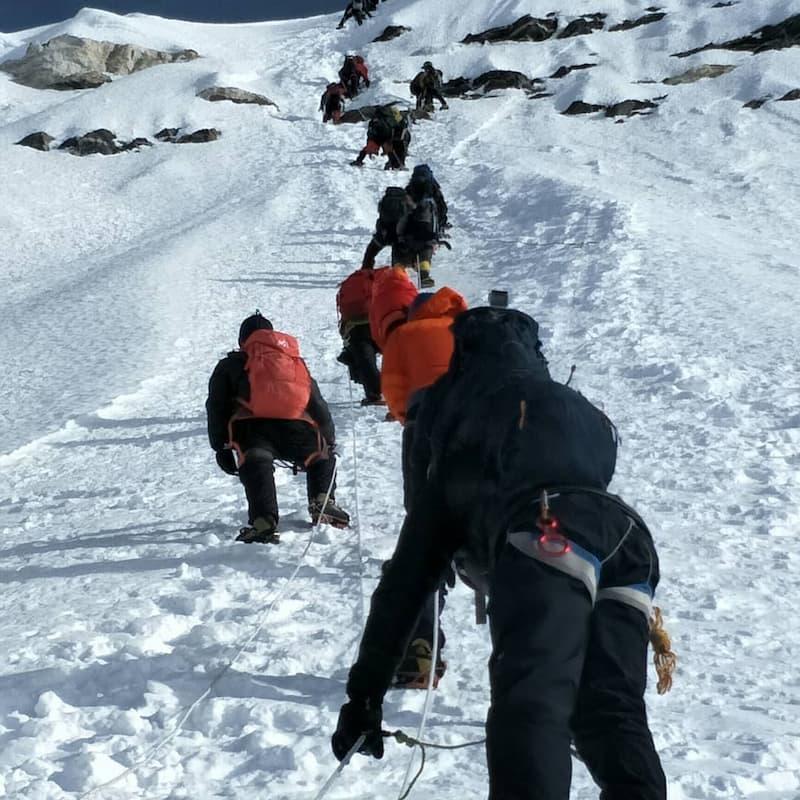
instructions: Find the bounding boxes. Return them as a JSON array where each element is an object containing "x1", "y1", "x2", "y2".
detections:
[{"x1": 332, "y1": 307, "x2": 667, "y2": 800}]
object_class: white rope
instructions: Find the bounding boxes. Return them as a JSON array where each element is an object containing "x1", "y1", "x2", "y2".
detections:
[
  {"x1": 312, "y1": 734, "x2": 367, "y2": 800},
  {"x1": 78, "y1": 463, "x2": 338, "y2": 799},
  {"x1": 396, "y1": 588, "x2": 440, "y2": 799}
]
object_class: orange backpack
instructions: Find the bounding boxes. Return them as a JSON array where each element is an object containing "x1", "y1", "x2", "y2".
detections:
[
  {"x1": 239, "y1": 330, "x2": 311, "y2": 420},
  {"x1": 337, "y1": 269, "x2": 375, "y2": 321},
  {"x1": 369, "y1": 267, "x2": 418, "y2": 350}
]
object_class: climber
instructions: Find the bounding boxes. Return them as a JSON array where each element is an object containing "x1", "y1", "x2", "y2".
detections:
[
  {"x1": 320, "y1": 82, "x2": 347, "y2": 124},
  {"x1": 206, "y1": 312, "x2": 350, "y2": 542},
  {"x1": 332, "y1": 306, "x2": 667, "y2": 800},
  {"x1": 350, "y1": 106, "x2": 411, "y2": 170},
  {"x1": 410, "y1": 61, "x2": 449, "y2": 112},
  {"x1": 337, "y1": 0, "x2": 372, "y2": 29},
  {"x1": 339, "y1": 54, "x2": 370, "y2": 99},
  {"x1": 336, "y1": 268, "x2": 383, "y2": 405}
]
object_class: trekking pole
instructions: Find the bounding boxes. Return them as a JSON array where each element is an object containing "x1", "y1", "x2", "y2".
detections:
[{"x1": 312, "y1": 734, "x2": 367, "y2": 800}]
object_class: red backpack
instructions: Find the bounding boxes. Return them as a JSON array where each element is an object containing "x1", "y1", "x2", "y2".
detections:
[
  {"x1": 239, "y1": 330, "x2": 311, "y2": 420},
  {"x1": 337, "y1": 269, "x2": 375, "y2": 321},
  {"x1": 369, "y1": 267, "x2": 418, "y2": 350}
]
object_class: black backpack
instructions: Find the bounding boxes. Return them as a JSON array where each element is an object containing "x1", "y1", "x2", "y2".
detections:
[
  {"x1": 368, "y1": 115, "x2": 392, "y2": 142},
  {"x1": 400, "y1": 196, "x2": 439, "y2": 250},
  {"x1": 407, "y1": 164, "x2": 435, "y2": 200},
  {"x1": 377, "y1": 187, "x2": 409, "y2": 243}
]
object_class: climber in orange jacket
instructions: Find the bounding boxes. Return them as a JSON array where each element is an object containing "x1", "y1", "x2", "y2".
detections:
[
  {"x1": 378, "y1": 286, "x2": 468, "y2": 687},
  {"x1": 381, "y1": 287, "x2": 468, "y2": 425}
]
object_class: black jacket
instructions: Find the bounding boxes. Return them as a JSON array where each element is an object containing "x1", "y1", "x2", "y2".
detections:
[
  {"x1": 206, "y1": 350, "x2": 335, "y2": 452},
  {"x1": 346, "y1": 308, "x2": 626, "y2": 702}
]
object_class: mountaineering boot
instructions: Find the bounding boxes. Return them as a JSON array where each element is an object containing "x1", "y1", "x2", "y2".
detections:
[
  {"x1": 361, "y1": 395, "x2": 386, "y2": 406},
  {"x1": 309, "y1": 494, "x2": 351, "y2": 528},
  {"x1": 392, "y1": 639, "x2": 447, "y2": 688},
  {"x1": 236, "y1": 516, "x2": 280, "y2": 544},
  {"x1": 420, "y1": 270, "x2": 435, "y2": 289}
]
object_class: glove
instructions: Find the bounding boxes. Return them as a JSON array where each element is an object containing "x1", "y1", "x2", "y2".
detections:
[
  {"x1": 215, "y1": 449, "x2": 238, "y2": 475},
  {"x1": 332, "y1": 698, "x2": 384, "y2": 761}
]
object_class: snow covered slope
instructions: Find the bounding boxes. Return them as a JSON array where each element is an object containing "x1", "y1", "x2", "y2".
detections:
[{"x1": 1, "y1": 1, "x2": 799, "y2": 798}]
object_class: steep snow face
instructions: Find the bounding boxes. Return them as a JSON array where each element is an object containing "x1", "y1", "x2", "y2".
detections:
[{"x1": 1, "y1": 2, "x2": 799, "y2": 799}]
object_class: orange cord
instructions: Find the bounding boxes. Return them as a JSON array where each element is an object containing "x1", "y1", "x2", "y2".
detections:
[{"x1": 649, "y1": 606, "x2": 677, "y2": 694}]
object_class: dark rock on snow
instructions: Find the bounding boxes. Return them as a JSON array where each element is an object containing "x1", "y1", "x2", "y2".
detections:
[
  {"x1": 662, "y1": 64, "x2": 735, "y2": 84},
  {"x1": 778, "y1": 89, "x2": 800, "y2": 101},
  {"x1": 441, "y1": 70, "x2": 544, "y2": 97},
  {"x1": 673, "y1": 14, "x2": 800, "y2": 57},
  {"x1": 16, "y1": 132, "x2": 55, "y2": 151},
  {"x1": 122, "y1": 138, "x2": 153, "y2": 151},
  {"x1": 59, "y1": 128, "x2": 120, "y2": 156},
  {"x1": 155, "y1": 128, "x2": 181, "y2": 142},
  {"x1": 743, "y1": 97, "x2": 770, "y2": 109},
  {"x1": 550, "y1": 63, "x2": 597, "y2": 79},
  {"x1": 562, "y1": 101, "x2": 606, "y2": 115},
  {"x1": 176, "y1": 128, "x2": 221, "y2": 144},
  {"x1": 605, "y1": 99, "x2": 658, "y2": 117},
  {"x1": 373, "y1": 25, "x2": 411, "y2": 43},
  {"x1": 712, "y1": 2, "x2": 737, "y2": 8},
  {"x1": 558, "y1": 15, "x2": 606, "y2": 39},
  {"x1": 609, "y1": 12, "x2": 666, "y2": 33},
  {"x1": 197, "y1": 86, "x2": 278, "y2": 107},
  {"x1": 0, "y1": 34, "x2": 198, "y2": 91},
  {"x1": 462, "y1": 15, "x2": 558, "y2": 45}
]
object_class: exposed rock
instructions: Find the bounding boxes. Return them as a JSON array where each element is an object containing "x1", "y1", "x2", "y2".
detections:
[
  {"x1": 778, "y1": 89, "x2": 800, "y2": 101},
  {"x1": 155, "y1": 128, "x2": 180, "y2": 142},
  {"x1": 197, "y1": 86, "x2": 278, "y2": 107},
  {"x1": 16, "y1": 132, "x2": 54, "y2": 151},
  {"x1": 712, "y1": 2, "x2": 737, "y2": 7},
  {"x1": 121, "y1": 138, "x2": 153, "y2": 151},
  {"x1": 743, "y1": 97, "x2": 770, "y2": 109},
  {"x1": 176, "y1": 128, "x2": 221, "y2": 144},
  {"x1": 609, "y1": 12, "x2": 666, "y2": 32},
  {"x1": 562, "y1": 101, "x2": 605, "y2": 115},
  {"x1": 0, "y1": 34, "x2": 199, "y2": 91},
  {"x1": 373, "y1": 25, "x2": 411, "y2": 43},
  {"x1": 563, "y1": 98, "x2": 661, "y2": 117},
  {"x1": 558, "y1": 14, "x2": 606, "y2": 39},
  {"x1": 662, "y1": 64, "x2": 735, "y2": 84},
  {"x1": 461, "y1": 15, "x2": 558, "y2": 45},
  {"x1": 550, "y1": 63, "x2": 597, "y2": 79},
  {"x1": 441, "y1": 70, "x2": 544, "y2": 97},
  {"x1": 673, "y1": 14, "x2": 800, "y2": 57},
  {"x1": 605, "y1": 99, "x2": 659, "y2": 117},
  {"x1": 60, "y1": 128, "x2": 120, "y2": 156}
]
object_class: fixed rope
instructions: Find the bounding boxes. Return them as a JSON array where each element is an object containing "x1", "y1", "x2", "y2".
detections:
[{"x1": 78, "y1": 463, "x2": 338, "y2": 799}]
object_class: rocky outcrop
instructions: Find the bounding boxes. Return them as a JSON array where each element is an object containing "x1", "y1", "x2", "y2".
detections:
[
  {"x1": 558, "y1": 14, "x2": 606, "y2": 39},
  {"x1": 743, "y1": 96, "x2": 770, "y2": 109},
  {"x1": 373, "y1": 25, "x2": 411, "y2": 43},
  {"x1": 197, "y1": 86, "x2": 277, "y2": 107},
  {"x1": 177, "y1": 128, "x2": 221, "y2": 144},
  {"x1": 778, "y1": 89, "x2": 800, "y2": 101},
  {"x1": 609, "y1": 12, "x2": 666, "y2": 32},
  {"x1": 462, "y1": 15, "x2": 558, "y2": 44},
  {"x1": 0, "y1": 34, "x2": 198, "y2": 90},
  {"x1": 550, "y1": 63, "x2": 597, "y2": 79},
  {"x1": 563, "y1": 98, "x2": 661, "y2": 117},
  {"x1": 662, "y1": 64, "x2": 735, "y2": 84},
  {"x1": 441, "y1": 70, "x2": 544, "y2": 97},
  {"x1": 16, "y1": 132, "x2": 54, "y2": 151},
  {"x1": 155, "y1": 128, "x2": 181, "y2": 141},
  {"x1": 59, "y1": 129, "x2": 120, "y2": 156},
  {"x1": 673, "y1": 14, "x2": 800, "y2": 57}
]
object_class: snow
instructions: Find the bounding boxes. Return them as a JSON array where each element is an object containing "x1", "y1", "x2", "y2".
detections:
[{"x1": 1, "y1": 0, "x2": 799, "y2": 798}]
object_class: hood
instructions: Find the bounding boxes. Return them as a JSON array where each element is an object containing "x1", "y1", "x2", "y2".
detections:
[
  {"x1": 449, "y1": 307, "x2": 550, "y2": 378},
  {"x1": 408, "y1": 286, "x2": 468, "y2": 322}
]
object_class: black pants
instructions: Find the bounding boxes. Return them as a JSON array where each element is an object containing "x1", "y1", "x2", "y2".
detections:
[
  {"x1": 486, "y1": 544, "x2": 666, "y2": 800},
  {"x1": 235, "y1": 420, "x2": 336, "y2": 525},
  {"x1": 342, "y1": 324, "x2": 381, "y2": 400},
  {"x1": 402, "y1": 411, "x2": 446, "y2": 650}
]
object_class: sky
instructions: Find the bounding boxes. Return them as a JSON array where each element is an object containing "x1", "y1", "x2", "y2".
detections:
[{"x1": 0, "y1": 1, "x2": 344, "y2": 33}]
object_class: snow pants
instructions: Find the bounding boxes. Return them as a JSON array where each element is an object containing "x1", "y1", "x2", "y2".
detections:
[
  {"x1": 486, "y1": 538, "x2": 666, "y2": 800},
  {"x1": 401, "y1": 411, "x2": 446, "y2": 650},
  {"x1": 341, "y1": 323, "x2": 381, "y2": 401},
  {"x1": 236, "y1": 421, "x2": 336, "y2": 525}
]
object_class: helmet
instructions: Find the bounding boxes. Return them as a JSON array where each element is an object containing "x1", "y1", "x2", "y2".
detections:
[{"x1": 422, "y1": 61, "x2": 434, "y2": 70}]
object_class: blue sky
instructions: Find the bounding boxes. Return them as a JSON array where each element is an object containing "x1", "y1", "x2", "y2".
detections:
[{"x1": 1, "y1": 1, "x2": 345, "y2": 33}]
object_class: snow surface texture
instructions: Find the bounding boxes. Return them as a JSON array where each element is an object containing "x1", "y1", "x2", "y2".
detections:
[{"x1": 1, "y1": 1, "x2": 799, "y2": 798}]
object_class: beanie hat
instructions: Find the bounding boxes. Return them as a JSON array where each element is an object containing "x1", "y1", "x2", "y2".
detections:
[{"x1": 238, "y1": 311, "x2": 273, "y2": 346}]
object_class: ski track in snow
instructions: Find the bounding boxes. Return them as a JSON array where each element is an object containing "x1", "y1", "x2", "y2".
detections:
[{"x1": 1, "y1": 1, "x2": 799, "y2": 798}]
